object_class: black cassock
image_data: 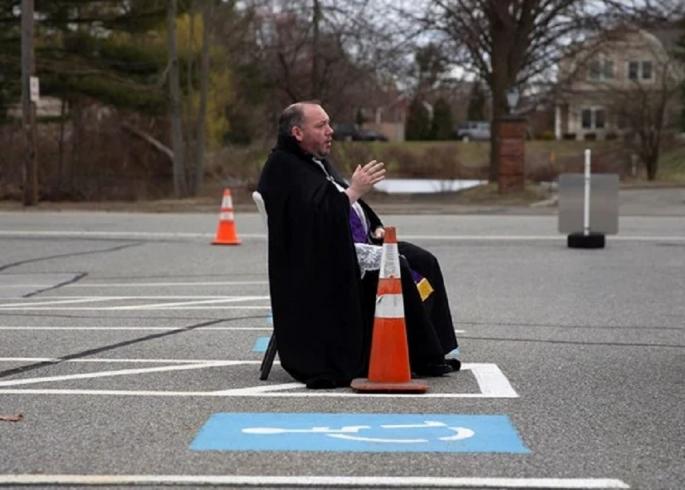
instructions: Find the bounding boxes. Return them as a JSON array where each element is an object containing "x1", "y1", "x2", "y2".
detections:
[{"x1": 257, "y1": 135, "x2": 459, "y2": 388}]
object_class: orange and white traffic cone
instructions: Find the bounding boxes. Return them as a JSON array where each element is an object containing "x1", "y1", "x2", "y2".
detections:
[
  {"x1": 211, "y1": 188, "x2": 241, "y2": 245},
  {"x1": 351, "y1": 226, "x2": 428, "y2": 393}
]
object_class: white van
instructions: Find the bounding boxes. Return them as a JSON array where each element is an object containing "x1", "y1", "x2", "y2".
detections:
[{"x1": 455, "y1": 121, "x2": 490, "y2": 141}]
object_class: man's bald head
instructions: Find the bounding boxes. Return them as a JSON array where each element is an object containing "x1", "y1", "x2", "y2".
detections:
[
  {"x1": 278, "y1": 102, "x2": 334, "y2": 158},
  {"x1": 278, "y1": 102, "x2": 318, "y2": 140}
]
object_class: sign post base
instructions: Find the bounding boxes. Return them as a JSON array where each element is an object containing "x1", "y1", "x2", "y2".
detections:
[{"x1": 567, "y1": 232, "x2": 605, "y2": 249}]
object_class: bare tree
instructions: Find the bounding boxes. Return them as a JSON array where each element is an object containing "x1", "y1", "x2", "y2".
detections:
[
  {"x1": 414, "y1": 0, "x2": 685, "y2": 181},
  {"x1": 609, "y1": 32, "x2": 682, "y2": 179},
  {"x1": 243, "y1": 0, "x2": 412, "y2": 121},
  {"x1": 420, "y1": 0, "x2": 595, "y2": 181}
]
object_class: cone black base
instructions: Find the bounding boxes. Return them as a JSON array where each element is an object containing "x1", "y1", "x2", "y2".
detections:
[
  {"x1": 567, "y1": 232, "x2": 605, "y2": 249},
  {"x1": 350, "y1": 378, "x2": 428, "y2": 393},
  {"x1": 211, "y1": 241, "x2": 241, "y2": 246}
]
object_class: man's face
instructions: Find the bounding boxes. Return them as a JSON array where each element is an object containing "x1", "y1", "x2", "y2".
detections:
[{"x1": 292, "y1": 104, "x2": 334, "y2": 158}]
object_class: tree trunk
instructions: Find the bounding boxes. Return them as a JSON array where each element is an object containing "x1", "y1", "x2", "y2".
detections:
[
  {"x1": 646, "y1": 134, "x2": 659, "y2": 181},
  {"x1": 57, "y1": 97, "x2": 66, "y2": 192},
  {"x1": 192, "y1": 0, "x2": 211, "y2": 196},
  {"x1": 167, "y1": 0, "x2": 187, "y2": 198},
  {"x1": 311, "y1": 0, "x2": 321, "y2": 99},
  {"x1": 488, "y1": 14, "x2": 512, "y2": 183},
  {"x1": 21, "y1": 0, "x2": 38, "y2": 205},
  {"x1": 71, "y1": 99, "x2": 82, "y2": 192},
  {"x1": 185, "y1": 0, "x2": 196, "y2": 191},
  {"x1": 122, "y1": 123, "x2": 174, "y2": 161},
  {"x1": 646, "y1": 155, "x2": 658, "y2": 180}
]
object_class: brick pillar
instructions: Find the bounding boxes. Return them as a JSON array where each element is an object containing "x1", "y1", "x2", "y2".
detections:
[{"x1": 495, "y1": 116, "x2": 526, "y2": 193}]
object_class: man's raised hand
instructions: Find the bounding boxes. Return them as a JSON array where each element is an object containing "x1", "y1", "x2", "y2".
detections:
[{"x1": 345, "y1": 160, "x2": 386, "y2": 203}]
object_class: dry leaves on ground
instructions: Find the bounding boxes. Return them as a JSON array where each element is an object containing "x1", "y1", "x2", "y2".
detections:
[{"x1": 0, "y1": 413, "x2": 23, "y2": 422}]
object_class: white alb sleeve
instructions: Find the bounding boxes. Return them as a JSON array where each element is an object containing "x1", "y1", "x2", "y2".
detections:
[{"x1": 354, "y1": 243, "x2": 383, "y2": 277}]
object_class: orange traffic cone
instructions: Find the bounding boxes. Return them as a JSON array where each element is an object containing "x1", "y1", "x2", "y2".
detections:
[
  {"x1": 211, "y1": 188, "x2": 241, "y2": 245},
  {"x1": 351, "y1": 226, "x2": 428, "y2": 393}
]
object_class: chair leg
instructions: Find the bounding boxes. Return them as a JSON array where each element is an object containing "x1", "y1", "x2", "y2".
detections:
[{"x1": 259, "y1": 334, "x2": 277, "y2": 380}]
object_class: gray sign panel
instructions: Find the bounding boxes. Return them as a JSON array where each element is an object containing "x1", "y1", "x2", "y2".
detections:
[{"x1": 558, "y1": 173, "x2": 619, "y2": 234}]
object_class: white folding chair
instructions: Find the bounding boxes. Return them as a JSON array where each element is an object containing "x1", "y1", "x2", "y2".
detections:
[{"x1": 252, "y1": 191, "x2": 277, "y2": 380}]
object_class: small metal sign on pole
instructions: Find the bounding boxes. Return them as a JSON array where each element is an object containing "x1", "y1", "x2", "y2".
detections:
[
  {"x1": 29, "y1": 76, "x2": 39, "y2": 103},
  {"x1": 558, "y1": 149, "x2": 619, "y2": 249}
]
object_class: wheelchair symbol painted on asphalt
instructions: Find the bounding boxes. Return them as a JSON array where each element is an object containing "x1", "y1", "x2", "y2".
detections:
[
  {"x1": 191, "y1": 413, "x2": 529, "y2": 453},
  {"x1": 242, "y1": 420, "x2": 475, "y2": 443}
]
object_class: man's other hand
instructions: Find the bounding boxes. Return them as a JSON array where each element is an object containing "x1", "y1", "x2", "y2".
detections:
[{"x1": 372, "y1": 227, "x2": 385, "y2": 241}]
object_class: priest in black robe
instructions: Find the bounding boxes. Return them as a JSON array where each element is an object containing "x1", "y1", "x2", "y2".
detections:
[{"x1": 257, "y1": 102, "x2": 460, "y2": 389}]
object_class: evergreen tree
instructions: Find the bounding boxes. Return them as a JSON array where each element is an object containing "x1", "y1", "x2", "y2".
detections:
[
  {"x1": 431, "y1": 97, "x2": 453, "y2": 140},
  {"x1": 36, "y1": 1, "x2": 169, "y2": 114},
  {"x1": 467, "y1": 81, "x2": 486, "y2": 121},
  {"x1": 405, "y1": 97, "x2": 431, "y2": 141}
]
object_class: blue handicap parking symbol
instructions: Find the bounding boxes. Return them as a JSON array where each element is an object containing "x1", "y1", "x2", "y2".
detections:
[
  {"x1": 190, "y1": 413, "x2": 529, "y2": 453},
  {"x1": 252, "y1": 336, "x2": 270, "y2": 352}
]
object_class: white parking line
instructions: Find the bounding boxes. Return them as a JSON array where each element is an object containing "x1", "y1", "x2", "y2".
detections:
[
  {"x1": 0, "y1": 281, "x2": 269, "y2": 288},
  {"x1": 0, "y1": 327, "x2": 464, "y2": 334},
  {"x1": 0, "y1": 326, "x2": 274, "y2": 331},
  {"x1": 0, "y1": 361, "x2": 243, "y2": 387},
  {"x1": 1, "y1": 228, "x2": 683, "y2": 242},
  {"x1": 0, "y1": 295, "x2": 271, "y2": 311},
  {"x1": 0, "y1": 361, "x2": 514, "y2": 398},
  {"x1": 67, "y1": 281, "x2": 269, "y2": 287},
  {"x1": 112, "y1": 296, "x2": 269, "y2": 310},
  {"x1": 0, "y1": 306, "x2": 271, "y2": 310},
  {"x1": 0, "y1": 298, "x2": 109, "y2": 308},
  {"x1": 0, "y1": 357, "x2": 263, "y2": 364},
  {"x1": 0, "y1": 474, "x2": 631, "y2": 488},
  {"x1": 10, "y1": 295, "x2": 265, "y2": 299}
]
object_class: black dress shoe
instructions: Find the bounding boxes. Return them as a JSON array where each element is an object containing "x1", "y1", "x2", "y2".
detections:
[
  {"x1": 445, "y1": 358, "x2": 462, "y2": 372},
  {"x1": 305, "y1": 376, "x2": 337, "y2": 389},
  {"x1": 413, "y1": 362, "x2": 452, "y2": 377}
]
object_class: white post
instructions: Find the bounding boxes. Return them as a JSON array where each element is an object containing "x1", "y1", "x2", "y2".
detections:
[
  {"x1": 554, "y1": 105, "x2": 562, "y2": 140},
  {"x1": 583, "y1": 149, "x2": 591, "y2": 236}
]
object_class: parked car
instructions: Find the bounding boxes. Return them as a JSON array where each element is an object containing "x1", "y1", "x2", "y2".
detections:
[
  {"x1": 454, "y1": 121, "x2": 491, "y2": 141},
  {"x1": 332, "y1": 123, "x2": 359, "y2": 141},
  {"x1": 355, "y1": 128, "x2": 388, "y2": 142},
  {"x1": 332, "y1": 123, "x2": 388, "y2": 142}
]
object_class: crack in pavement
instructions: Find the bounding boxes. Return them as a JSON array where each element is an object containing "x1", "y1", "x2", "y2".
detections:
[
  {"x1": 0, "y1": 317, "x2": 243, "y2": 379},
  {"x1": 0, "y1": 242, "x2": 143, "y2": 273},
  {"x1": 22, "y1": 272, "x2": 89, "y2": 298}
]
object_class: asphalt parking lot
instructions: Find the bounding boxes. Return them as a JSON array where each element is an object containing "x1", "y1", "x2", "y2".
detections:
[{"x1": 0, "y1": 203, "x2": 683, "y2": 489}]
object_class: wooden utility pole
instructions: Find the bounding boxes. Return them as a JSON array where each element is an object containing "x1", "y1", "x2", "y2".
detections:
[
  {"x1": 192, "y1": 0, "x2": 212, "y2": 196},
  {"x1": 21, "y1": 0, "x2": 38, "y2": 205},
  {"x1": 167, "y1": 0, "x2": 187, "y2": 198}
]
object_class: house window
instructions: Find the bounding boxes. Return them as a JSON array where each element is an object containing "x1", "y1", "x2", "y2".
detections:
[
  {"x1": 641, "y1": 61, "x2": 652, "y2": 80},
  {"x1": 588, "y1": 58, "x2": 614, "y2": 81},
  {"x1": 581, "y1": 109, "x2": 593, "y2": 129},
  {"x1": 581, "y1": 108, "x2": 606, "y2": 129},
  {"x1": 589, "y1": 61, "x2": 600, "y2": 80},
  {"x1": 628, "y1": 61, "x2": 639, "y2": 80},
  {"x1": 595, "y1": 109, "x2": 606, "y2": 129},
  {"x1": 627, "y1": 60, "x2": 653, "y2": 81},
  {"x1": 603, "y1": 61, "x2": 614, "y2": 79}
]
